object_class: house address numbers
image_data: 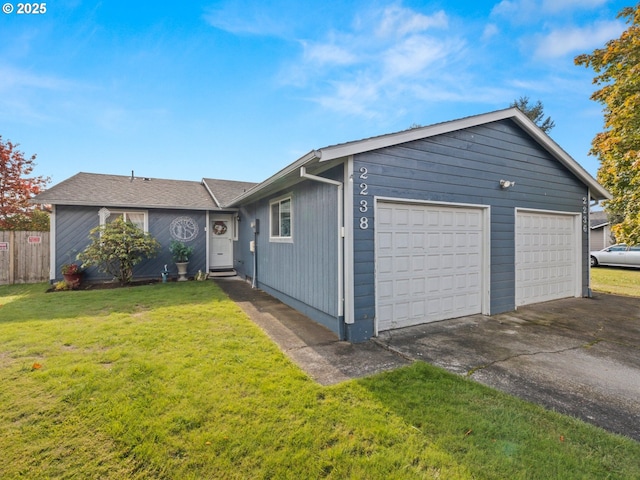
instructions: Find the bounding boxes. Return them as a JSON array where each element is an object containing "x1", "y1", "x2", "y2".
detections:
[{"x1": 358, "y1": 166, "x2": 369, "y2": 229}]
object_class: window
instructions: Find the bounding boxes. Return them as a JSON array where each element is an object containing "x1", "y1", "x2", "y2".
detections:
[
  {"x1": 101, "y1": 209, "x2": 148, "y2": 232},
  {"x1": 270, "y1": 196, "x2": 292, "y2": 241}
]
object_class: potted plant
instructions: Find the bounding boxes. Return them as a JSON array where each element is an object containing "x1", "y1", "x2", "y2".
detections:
[
  {"x1": 169, "y1": 241, "x2": 194, "y2": 281},
  {"x1": 61, "y1": 263, "x2": 84, "y2": 289}
]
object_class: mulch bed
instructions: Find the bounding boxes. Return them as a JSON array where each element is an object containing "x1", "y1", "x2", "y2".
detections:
[{"x1": 46, "y1": 278, "x2": 168, "y2": 292}]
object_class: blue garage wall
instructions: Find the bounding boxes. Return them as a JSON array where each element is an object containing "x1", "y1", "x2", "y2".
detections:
[
  {"x1": 348, "y1": 119, "x2": 589, "y2": 342},
  {"x1": 54, "y1": 205, "x2": 208, "y2": 282}
]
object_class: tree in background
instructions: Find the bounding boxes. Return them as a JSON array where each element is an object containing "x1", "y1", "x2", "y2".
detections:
[
  {"x1": 575, "y1": 5, "x2": 640, "y2": 245},
  {"x1": 2, "y1": 208, "x2": 50, "y2": 231},
  {"x1": 0, "y1": 136, "x2": 50, "y2": 230},
  {"x1": 78, "y1": 217, "x2": 160, "y2": 285},
  {"x1": 510, "y1": 96, "x2": 555, "y2": 133}
]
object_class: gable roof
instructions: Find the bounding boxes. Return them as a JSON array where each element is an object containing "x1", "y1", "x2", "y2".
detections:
[
  {"x1": 227, "y1": 108, "x2": 611, "y2": 206},
  {"x1": 590, "y1": 210, "x2": 610, "y2": 229},
  {"x1": 34, "y1": 172, "x2": 219, "y2": 210},
  {"x1": 202, "y1": 178, "x2": 258, "y2": 208}
]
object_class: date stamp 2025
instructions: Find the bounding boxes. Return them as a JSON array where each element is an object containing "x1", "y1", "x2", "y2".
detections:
[{"x1": 3, "y1": 3, "x2": 47, "y2": 14}]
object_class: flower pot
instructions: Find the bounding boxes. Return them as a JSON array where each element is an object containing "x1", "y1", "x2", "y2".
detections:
[
  {"x1": 63, "y1": 272, "x2": 83, "y2": 289},
  {"x1": 176, "y1": 262, "x2": 189, "y2": 281}
]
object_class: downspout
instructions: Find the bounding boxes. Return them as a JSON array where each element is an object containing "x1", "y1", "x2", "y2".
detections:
[{"x1": 300, "y1": 166, "x2": 345, "y2": 320}]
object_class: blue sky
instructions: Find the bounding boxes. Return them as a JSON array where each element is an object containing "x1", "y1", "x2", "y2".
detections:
[{"x1": 0, "y1": 0, "x2": 630, "y2": 187}]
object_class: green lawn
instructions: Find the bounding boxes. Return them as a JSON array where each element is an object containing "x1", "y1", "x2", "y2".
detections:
[
  {"x1": 1, "y1": 282, "x2": 639, "y2": 479},
  {"x1": 591, "y1": 266, "x2": 640, "y2": 296}
]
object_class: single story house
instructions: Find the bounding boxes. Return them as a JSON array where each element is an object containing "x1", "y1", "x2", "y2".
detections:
[
  {"x1": 589, "y1": 210, "x2": 615, "y2": 251},
  {"x1": 35, "y1": 108, "x2": 610, "y2": 342}
]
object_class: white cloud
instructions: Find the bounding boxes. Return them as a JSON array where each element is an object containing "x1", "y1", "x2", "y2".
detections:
[
  {"x1": 0, "y1": 66, "x2": 82, "y2": 125},
  {"x1": 492, "y1": 0, "x2": 609, "y2": 21},
  {"x1": 491, "y1": 0, "x2": 537, "y2": 21},
  {"x1": 541, "y1": 0, "x2": 607, "y2": 13},
  {"x1": 482, "y1": 24, "x2": 499, "y2": 41},
  {"x1": 282, "y1": 4, "x2": 466, "y2": 118},
  {"x1": 315, "y1": 77, "x2": 382, "y2": 118},
  {"x1": 376, "y1": 5, "x2": 448, "y2": 38},
  {"x1": 0, "y1": 66, "x2": 74, "y2": 92},
  {"x1": 534, "y1": 20, "x2": 626, "y2": 58},
  {"x1": 203, "y1": 4, "x2": 289, "y2": 37},
  {"x1": 382, "y1": 35, "x2": 457, "y2": 78},
  {"x1": 301, "y1": 41, "x2": 357, "y2": 66}
]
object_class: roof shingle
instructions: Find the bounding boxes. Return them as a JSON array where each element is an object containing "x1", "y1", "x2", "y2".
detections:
[{"x1": 34, "y1": 172, "x2": 218, "y2": 210}]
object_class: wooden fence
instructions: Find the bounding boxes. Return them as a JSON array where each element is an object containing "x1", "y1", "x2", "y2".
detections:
[{"x1": 0, "y1": 231, "x2": 50, "y2": 285}]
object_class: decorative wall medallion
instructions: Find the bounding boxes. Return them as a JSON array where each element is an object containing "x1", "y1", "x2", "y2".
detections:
[
  {"x1": 170, "y1": 216, "x2": 198, "y2": 242},
  {"x1": 213, "y1": 221, "x2": 228, "y2": 235}
]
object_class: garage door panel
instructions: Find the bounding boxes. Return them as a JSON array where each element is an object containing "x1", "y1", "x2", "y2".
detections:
[
  {"x1": 516, "y1": 211, "x2": 578, "y2": 306},
  {"x1": 376, "y1": 202, "x2": 485, "y2": 332}
]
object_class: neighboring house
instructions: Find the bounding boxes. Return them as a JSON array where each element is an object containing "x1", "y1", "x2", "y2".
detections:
[
  {"x1": 589, "y1": 210, "x2": 614, "y2": 251},
  {"x1": 35, "y1": 108, "x2": 611, "y2": 342}
]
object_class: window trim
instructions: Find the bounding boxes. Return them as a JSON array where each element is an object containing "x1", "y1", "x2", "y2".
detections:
[
  {"x1": 269, "y1": 194, "x2": 293, "y2": 243},
  {"x1": 101, "y1": 209, "x2": 149, "y2": 232},
  {"x1": 232, "y1": 214, "x2": 239, "y2": 241}
]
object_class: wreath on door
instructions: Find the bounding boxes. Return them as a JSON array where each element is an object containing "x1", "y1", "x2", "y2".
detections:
[{"x1": 213, "y1": 221, "x2": 228, "y2": 235}]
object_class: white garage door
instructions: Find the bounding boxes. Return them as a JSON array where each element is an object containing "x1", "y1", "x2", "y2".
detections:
[
  {"x1": 376, "y1": 202, "x2": 485, "y2": 332},
  {"x1": 516, "y1": 210, "x2": 579, "y2": 306}
]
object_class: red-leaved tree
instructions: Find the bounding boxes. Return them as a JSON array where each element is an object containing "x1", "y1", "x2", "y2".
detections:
[{"x1": 0, "y1": 136, "x2": 50, "y2": 230}]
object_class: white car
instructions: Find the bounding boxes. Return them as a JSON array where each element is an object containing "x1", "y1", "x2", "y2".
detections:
[{"x1": 590, "y1": 244, "x2": 640, "y2": 268}]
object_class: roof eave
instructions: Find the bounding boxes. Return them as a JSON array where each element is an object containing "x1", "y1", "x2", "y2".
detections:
[
  {"x1": 507, "y1": 112, "x2": 612, "y2": 201},
  {"x1": 201, "y1": 179, "x2": 222, "y2": 208},
  {"x1": 31, "y1": 199, "x2": 218, "y2": 211},
  {"x1": 225, "y1": 150, "x2": 321, "y2": 207},
  {"x1": 315, "y1": 107, "x2": 612, "y2": 201}
]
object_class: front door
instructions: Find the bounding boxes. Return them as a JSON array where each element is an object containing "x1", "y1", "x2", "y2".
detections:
[{"x1": 210, "y1": 215, "x2": 234, "y2": 270}]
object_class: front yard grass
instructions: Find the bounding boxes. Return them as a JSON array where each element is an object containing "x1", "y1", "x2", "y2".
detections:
[
  {"x1": 1, "y1": 282, "x2": 639, "y2": 479},
  {"x1": 591, "y1": 266, "x2": 640, "y2": 296}
]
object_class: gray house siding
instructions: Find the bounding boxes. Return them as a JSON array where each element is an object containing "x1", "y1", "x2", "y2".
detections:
[
  {"x1": 348, "y1": 119, "x2": 589, "y2": 342},
  {"x1": 53, "y1": 205, "x2": 207, "y2": 282},
  {"x1": 55, "y1": 206, "x2": 100, "y2": 275},
  {"x1": 147, "y1": 209, "x2": 207, "y2": 279},
  {"x1": 234, "y1": 167, "x2": 342, "y2": 335}
]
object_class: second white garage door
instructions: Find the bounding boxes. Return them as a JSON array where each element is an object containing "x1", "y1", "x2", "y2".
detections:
[
  {"x1": 515, "y1": 210, "x2": 579, "y2": 306},
  {"x1": 376, "y1": 202, "x2": 486, "y2": 333}
]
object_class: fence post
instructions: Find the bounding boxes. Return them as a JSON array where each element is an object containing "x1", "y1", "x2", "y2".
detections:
[{"x1": 9, "y1": 230, "x2": 15, "y2": 284}]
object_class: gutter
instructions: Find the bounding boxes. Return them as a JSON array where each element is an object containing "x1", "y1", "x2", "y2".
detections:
[{"x1": 299, "y1": 166, "x2": 345, "y2": 319}]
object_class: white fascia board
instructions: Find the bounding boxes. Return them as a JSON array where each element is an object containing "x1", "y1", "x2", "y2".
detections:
[
  {"x1": 316, "y1": 107, "x2": 611, "y2": 201},
  {"x1": 201, "y1": 179, "x2": 222, "y2": 208},
  {"x1": 225, "y1": 150, "x2": 320, "y2": 206},
  {"x1": 508, "y1": 111, "x2": 612, "y2": 201},
  {"x1": 316, "y1": 109, "x2": 520, "y2": 162}
]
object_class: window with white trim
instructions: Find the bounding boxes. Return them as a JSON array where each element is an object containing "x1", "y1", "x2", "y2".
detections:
[
  {"x1": 270, "y1": 196, "x2": 292, "y2": 241},
  {"x1": 102, "y1": 210, "x2": 148, "y2": 232}
]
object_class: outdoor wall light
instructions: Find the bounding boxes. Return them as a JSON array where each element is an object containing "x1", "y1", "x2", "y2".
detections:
[{"x1": 500, "y1": 179, "x2": 515, "y2": 189}]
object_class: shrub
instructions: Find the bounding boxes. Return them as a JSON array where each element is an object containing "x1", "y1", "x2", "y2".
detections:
[
  {"x1": 78, "y1": 218, "x2": 160, "y2": 285},
  {"x1": 53, "y1": 281, "x2": 70, "y2": 291},
  {"x1": 169, "y1": 240, "x2": 194, "y2": 263}
]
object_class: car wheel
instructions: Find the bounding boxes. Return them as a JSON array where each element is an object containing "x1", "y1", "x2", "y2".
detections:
[{"x1": 590, "y1": 256, "x2": 599, "y2": 267}]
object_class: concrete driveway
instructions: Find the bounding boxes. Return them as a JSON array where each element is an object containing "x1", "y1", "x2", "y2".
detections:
[{"x1": 377, "y1": 293, "x2": 640, "y2": 441}]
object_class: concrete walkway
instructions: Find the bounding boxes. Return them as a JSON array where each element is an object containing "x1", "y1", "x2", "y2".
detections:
[
  {"x1": 214, "y1": 277, "x2": 411, "y2": 386},
  {"x1": 215, "y1": 277, "x2": 640, "y2": 441}
]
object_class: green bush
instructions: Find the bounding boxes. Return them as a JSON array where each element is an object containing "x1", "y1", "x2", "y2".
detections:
[
  {"x1": 169, "y1": 240, "x2": 194, "y2": 262},
  {"x1": 78, "y1": 218, "x2": 160, "y2": 285}
]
